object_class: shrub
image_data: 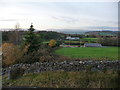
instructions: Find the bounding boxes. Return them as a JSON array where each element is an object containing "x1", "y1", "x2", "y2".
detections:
[
  {"x1": 49, "y1": 39, "x2": 56, "y2": 48},
  {"x1": 8, "y1": 68, "x2": 25, "y2": 79},
  {"x1": 38, "y1": 48, "x2": 57, "y2": 62},
  {"x1": 2, "y1": 43, "x2": 24, "y2": 67},
  {"x1": 57, "y1": 55, "x2": 72, "y2": 62},
  {"x1": 19, "y1": 51, "x2": 40, "y2": 64},
  {"x1": 39, "y1": 55, "x2": 54, "y2": 62},
  {"x1": 20, "y1": 48, "x2": 57, "y2": 63},
  {"x1": 98, "y1": 37, "x2": 119, "y2": 46}
]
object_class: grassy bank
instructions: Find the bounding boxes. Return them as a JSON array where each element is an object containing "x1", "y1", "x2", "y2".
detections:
[
  {"x1": 55, "y1": 47, "x2": 119, "y2": 60},
  {"x1": 3, "y1": 71, "x2": 119, "y2": 88}
]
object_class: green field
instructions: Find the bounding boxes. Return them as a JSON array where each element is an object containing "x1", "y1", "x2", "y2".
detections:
[
  {"x1": 56, "y1": 47, "x2": 119, "y2": 60},
  {"x1": 64, "y1": 40, "x2": 80, "y2": 43},
  {"x1": 81, "y1": 38, "x2": 100, "y2": 42},
  {"x1": 64, "y1": 38, "x2": 100, "y2": 44}
]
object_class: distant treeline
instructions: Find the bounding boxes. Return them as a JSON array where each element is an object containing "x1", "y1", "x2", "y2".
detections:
[
  {"x1": 2, "y1": 30, "x2": 65, "y2": 45},
  {"x1": 2, "y1": 30, "x2": 120, "y2": 47},
  {"x1": 85, "y1": 31, "x2": 119, "y2": 37}
]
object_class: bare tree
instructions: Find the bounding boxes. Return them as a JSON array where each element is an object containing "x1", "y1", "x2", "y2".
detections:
[
  {"x1": 9, "y1": 23, "x2": 21, "y2": 45},
  {"x1": 14, "y1": 23, "x2": 20, "y2": 44}
]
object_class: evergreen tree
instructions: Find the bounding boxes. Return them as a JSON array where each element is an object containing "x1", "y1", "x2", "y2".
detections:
[{"x1": 23, "y1": 23, "x2": 40, "y2": 53}]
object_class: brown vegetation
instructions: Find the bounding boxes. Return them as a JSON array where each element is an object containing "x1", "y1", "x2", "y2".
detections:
[{"x1": 2, "y1": 43, "x2": 24, "y2": 67}]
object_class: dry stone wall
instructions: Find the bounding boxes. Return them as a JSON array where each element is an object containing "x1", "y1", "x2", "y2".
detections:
[{"x1": 2, "y1": 60, "x2": 120, "y2": 76}]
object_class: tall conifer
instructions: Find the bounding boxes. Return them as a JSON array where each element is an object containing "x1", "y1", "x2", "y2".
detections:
[{"x1": 24, "y1": 23, "x2": 40, "y2": 53}]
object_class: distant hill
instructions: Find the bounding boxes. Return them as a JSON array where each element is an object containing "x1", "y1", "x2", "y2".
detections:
[
  {"x1": 1, "y1": 28, "x2": 119, "y2": 35},
  {"x1": 85, "y1": 31, "x2": 119, "y2": 37},
  {"x1": 48, "y1": 29, "x2": 90, "y2": 34},
  {"x1": 47, "y1": 29, "x2": 119, "y2": 35}
]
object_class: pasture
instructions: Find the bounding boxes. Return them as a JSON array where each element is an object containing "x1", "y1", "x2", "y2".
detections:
[
  {"x1": 81, "y1": 38, "x2": 100, "y2": 43},
  {"x1": 64, "y1": 38, "x2": 100, "y2": 43},
  {"x1": 56, "y1": 47, "x2": 119, "y2": 60}
]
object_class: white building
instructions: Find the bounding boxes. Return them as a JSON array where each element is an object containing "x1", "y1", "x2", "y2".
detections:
[{"x1": 66, "y1": 36, "x2": 80, "y2": 40}]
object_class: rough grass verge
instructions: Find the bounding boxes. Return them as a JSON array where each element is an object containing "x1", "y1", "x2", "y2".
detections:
[{"x1": 3, "y1": 70, "x2": 119, "y2": 88}]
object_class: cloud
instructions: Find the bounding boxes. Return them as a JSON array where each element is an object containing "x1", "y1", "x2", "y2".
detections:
[
  {"x1": 0, "y1": 0, "x2": 119, "y2": 2},
  {"x1": 86, "y1": 26, "x2": 118, "y2": 30},
  {"x1": 0, "y1": 19, "x2": 18, "y2": 22},
  {"x1": 51, "y1": 16, "x2": 79, "y2": 23}
]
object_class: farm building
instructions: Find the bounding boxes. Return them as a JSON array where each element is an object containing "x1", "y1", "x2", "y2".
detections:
[
  {"x1": 66, "y1": 36, "x2": 80, "y2": 40},
  {"x1": 84, "y1": 43, "x2": 102, "y2": 47}
]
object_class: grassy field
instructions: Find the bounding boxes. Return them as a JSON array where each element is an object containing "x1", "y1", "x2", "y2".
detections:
[
  {"x1": 81, "y1": 38, "x2": 100, "y2": 42},
  {"x1": 3, "y1": 71, "x2": 119, "y2": 88},
  {"x1": 64, "y1": 40, "x2": 80, "y2": 43},
  {"x1": 64, "y1": 38, "x2": 100, "y2": 44},
  {"x1": 55, "y1": 47, "x2": 119, "y2": 60}
]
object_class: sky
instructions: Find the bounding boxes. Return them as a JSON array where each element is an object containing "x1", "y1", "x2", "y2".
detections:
[{"x1": 0, "y1": 0, "x2": 119, "y2": 31}]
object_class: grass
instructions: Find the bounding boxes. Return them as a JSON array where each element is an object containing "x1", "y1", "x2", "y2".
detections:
[
  {"x1": 82, "y1": 38, "x2": 100, "y2": 40},
  {"x1": 64, "y1": 40, "x2": 80, "y2": 43},
  {"x1": 64, "y1": 38, "x2": 100, "y2": 44},
  {"x1": 3, "y1": 71, "x2": 119, "y2": 88},
  {"x1": 81, "y1": 38, "x2": 100, "y2": 42},
  {"x1": 55, "y1": 47, "x2": 119, "y2": 60}
]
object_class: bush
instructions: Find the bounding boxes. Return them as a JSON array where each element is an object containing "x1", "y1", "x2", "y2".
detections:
[
  {"x1": 38, "y1": 48, "x2": 57, "y2": 62},
  {"x1": 19, "y1": 51, "x2": 40, "y2": 64},
  {"x1": 2, "y1": 43, "x2": 24, "y2": 67},
  {"x1": 98, "y1": 37, "x2": 119, "y2": 46},
  {"x1": 20, "y1": 48, "x2": 57, "y2": 63},
  {"x1": 49, "y1": 39, "x2": 56, "y2": 48},
  {"x1": 57, "y1": 55, "x2": 72, "y2": 62},
  {"x1": 39, "y1": 55, "x2": 54, "y2": 62},
  {"x1": 9, "y1": 68, "x2": 25, "y2": 79}
]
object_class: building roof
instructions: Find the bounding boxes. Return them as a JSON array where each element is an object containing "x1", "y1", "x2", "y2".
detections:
[{"x1": 84, "y1": 43, "x2": 102, "y2": 47}]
